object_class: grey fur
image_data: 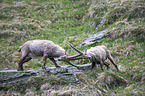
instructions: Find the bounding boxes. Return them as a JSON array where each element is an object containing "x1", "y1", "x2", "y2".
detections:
[
  {"x1": 18, "y1": 40, "x2": 65, "y2": 71},
  {"x1": 68, "y1": 43, "x2": 120, "y2": 72}
]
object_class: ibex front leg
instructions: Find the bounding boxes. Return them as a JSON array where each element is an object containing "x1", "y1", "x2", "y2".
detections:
[
  {"x1": 49, "y1": 58, "x2": 61, "y2": 68},
  {"x1": 42, "y1": 54, "x2": 48, "y2": 70},
  {"x1": 100, "y1": 60, "x2": 104, "y2": 70}
]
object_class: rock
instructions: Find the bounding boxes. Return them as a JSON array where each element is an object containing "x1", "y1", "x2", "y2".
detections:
[
  {"x1": 0, "y1": 64, "x2": 92, "y2": 88},
  {"x1": 15, "y1": 2, "x2": 23, "y2": 5},
  {"x1": 79, "y1": 30, "x2": 107, "y2": 47}
]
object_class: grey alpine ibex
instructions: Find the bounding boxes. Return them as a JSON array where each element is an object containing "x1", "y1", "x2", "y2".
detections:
[
  {"x1": 17, "y1": 40, "x2": 77, "y2": 71},
  {"x1": 59, "y1": 42, "x2": 120, "y2": 72}
]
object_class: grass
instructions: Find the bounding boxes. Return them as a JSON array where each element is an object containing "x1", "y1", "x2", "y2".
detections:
[{"x1": 0, "y1": 0, "x2": 145, "y2": 95}]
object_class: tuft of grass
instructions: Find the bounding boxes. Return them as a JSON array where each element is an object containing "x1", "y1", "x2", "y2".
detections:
[
  {"x1": 108, "y1": 25, "x2": 145, "y2": 42},
  {"x1": 96, "y1": 71, "x2": 128, "y2": 89},
  {"x1": 0, "y1": 0, "x2": 145, "y2": 95},
  {"x1": 104, "y1": 6, "x2": 129, "y2": 26}
]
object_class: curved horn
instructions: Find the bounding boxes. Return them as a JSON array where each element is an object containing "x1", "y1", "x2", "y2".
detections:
[{"x1": 68, "y1": 42, "x2": 83, "y2": 54}]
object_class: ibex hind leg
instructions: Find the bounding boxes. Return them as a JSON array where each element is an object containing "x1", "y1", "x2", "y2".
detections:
[
  {"x1": 107, "y1": 51, "x2": 120, "y2": 72},
  {"x1": 18, "y1": 51, "x2": 29, "y2": 71},
  {"x1": 104, "y1": 61, "x2": 110, "y2": 69}
]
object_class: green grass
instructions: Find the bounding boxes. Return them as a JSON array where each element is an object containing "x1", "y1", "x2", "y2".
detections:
[{"x1": 0, "y1": 0, "x2": 145, "y2": 95}]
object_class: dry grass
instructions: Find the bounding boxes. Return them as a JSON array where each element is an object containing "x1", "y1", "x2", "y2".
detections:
[
  {"x1": 109, "y1": 25, "x2": 145, "y2": 41},
  {"x1": 0, "y1": 0, "x2": 145, "y2": 95}
]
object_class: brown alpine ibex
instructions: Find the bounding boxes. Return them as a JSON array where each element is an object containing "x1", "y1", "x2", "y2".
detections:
[
  {"x1": 59, "y1": 42, "x2": 120, "y2": 72},
  {"x1": 17, "y1": 40, "x2": 77, "y2": 71}
]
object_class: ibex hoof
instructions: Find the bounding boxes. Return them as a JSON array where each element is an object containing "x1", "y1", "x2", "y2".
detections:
[
  {"x1": 42, "y1": 66, "x2": 46, "y2": 70},
  {"x1": 17, "y1": 68, "x2": 24, "y2": 71}
]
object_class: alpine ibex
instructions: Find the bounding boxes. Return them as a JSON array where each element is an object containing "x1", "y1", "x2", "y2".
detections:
[
  {"x1": 60, "y1": 42, "x2": 120, "y2": 72},
  {"x1": 17, "y1": 40, "x2": 77, "y2": 71}
]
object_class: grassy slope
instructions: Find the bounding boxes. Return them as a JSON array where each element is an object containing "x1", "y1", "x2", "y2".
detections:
[{"x1": 0, "y1": 0, "x2": 145, "y2": 95}]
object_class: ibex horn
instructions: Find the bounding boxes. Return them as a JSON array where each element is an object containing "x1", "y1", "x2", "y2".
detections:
[{"x1": 68, "y1": 42, "x2": 83, "y2": 54}]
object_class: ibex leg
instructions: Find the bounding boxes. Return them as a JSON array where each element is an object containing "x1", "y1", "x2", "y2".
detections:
[
  {"x1": 91, "y1": 61, "x2": 96, "y2": 70},
  {"x1": 104, "y1": 61, "x2": 110, "y2": 69},
  {"x1": 108, "y1": 54, "x2": 120, "y2": 72},
  {"x1": 18, "y1": 52, "x2": 29, "y2": 71},
  {"x1": 100, "y1": 60, "x2": 104, "y2": 70},
  {"x1": 49, "y1": 58, "x2": 61, "y2": 68}
]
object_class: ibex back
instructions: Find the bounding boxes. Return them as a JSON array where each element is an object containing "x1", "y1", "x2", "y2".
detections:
[
  {"x1": 18, "y1": 40, "x2": 65, "y2": 71},
  {"x1": 68, "y1": 43, "x2": 120, "y2": 72}
]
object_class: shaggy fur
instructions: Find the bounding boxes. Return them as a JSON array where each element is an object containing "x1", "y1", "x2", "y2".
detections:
[
  {"x1": 68, "y1": 42, "x2": 120, "y2": 72},
  {"x1": 86, "y1": 46, "x2": 120, "y2": 72},
  {"x1": 18, "y1": 40, "x2": 65, "y2": 71}
]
